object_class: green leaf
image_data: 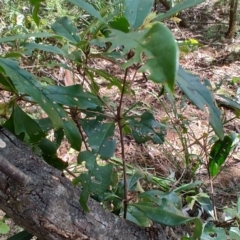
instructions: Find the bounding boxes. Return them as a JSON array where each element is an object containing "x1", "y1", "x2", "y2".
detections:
[
  {"x1": 0, "y1": 58, "x2": 81, "y2": 150},
  {"x1": 215, "y1": 94, "x2": 240, "y2": 111},
  {"x1": 229, "y1": 227, "x2": 240, "y2": 239},
  {"x1": 51, "y1": 17, "x2": 81, "y2": 44},
  {"x1": 12, "y1": 105, "x2": 46, "y2": 143},
  {"x1": 174, "y1": 180, "x2": 202, "y2": 193},
  {"x1": 177, "y1": 66, "x2": 224, "y2": 140},
  {"x1": 29, "y1": 0, "x2": 44, "y2": 26},
  {"x1": 74, "y1": 151, "x2": 114, "y2": 212},
  {"x1": 128, "y1": 169, "x2": 144, "y2": 191},
  {"x1": 81, "y1": 121, "x2": 116, "y2": 159},
  {"x1": 66, "y1": 0, "x2": 105, "y2": 23},
  {"x1": 0, "y1": 220, "x2": 9, "y2": 234},
  {"x1": 0, "y1": 73, "x2": 17, "y2": 93},
  {"x1": 126, "y1": 205, "x2": 151, "y2": 227},
  {"x1": 132, "y1": 201, "x2": 202, "y2": 238},
  {"x1": 201, "y1": 223, "x2": 227, "y2": 240},
  {"x1": 35, "y1": 118, "x2": 53, "y2": 132},
  {"x1": 124, "y1": 0, "x2": 155, "y2": 29},
  {"x1": 137, "y1": 23, "x2": 178, "y2": 91},
  {"x1": 24, "y1": 43, "x2": 66, "y2": 55},
  {"x1": 155, "y1": 0, "x2": 205, "y2": 21},
  {"x1": 109, "y1": 16, "x2": 130, "y2": 33},
  {"x1": 7, "y1": 230, "x2": 33, "y2": 240},
  {"x1": 0, "y1": 33, "x2": 54, "y2": 43},
  {"x1": 102, "y1": 23, "x2": 178, "y2": 91},
  {"x1": 45, "y1": 85, "x2": 101, "y2": 109},
  {"x1": 139, "y1": 190, "x2": 182, "y2": 209},
  {"x1": 209, "y1": 135, "x2": 233, "y2": 177},
  {"x1": 127, "y1": 111, "x2": 166, "y2": 144},
  {"x1": 38, "y1": 138, "x2": 68, "y2": 170}
]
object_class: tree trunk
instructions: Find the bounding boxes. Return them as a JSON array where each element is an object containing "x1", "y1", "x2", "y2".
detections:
[
  {"x1": 0, "y1": 127, "x2": 167, "y2": 240},
  {"x1": 226, "y1": 0, "x2": 238, "y2": 38}
]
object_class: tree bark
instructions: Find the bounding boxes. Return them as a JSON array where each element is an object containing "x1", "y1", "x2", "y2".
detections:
[
  {"x1": 226, "y1": 0, "x2": 238, "y2": 38},
  {"x1": 0, "y1": 128, "x2": 167, "y2": 240}
]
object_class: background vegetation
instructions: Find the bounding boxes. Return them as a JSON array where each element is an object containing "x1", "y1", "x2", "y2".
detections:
[{"x1": 0, "y1": 0, "x2": 240, "y2": 239}]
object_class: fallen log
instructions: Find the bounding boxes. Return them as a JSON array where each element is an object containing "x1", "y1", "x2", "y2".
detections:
[{"x1": 0, "y1": 127, "x2": 167, "y2": 240}]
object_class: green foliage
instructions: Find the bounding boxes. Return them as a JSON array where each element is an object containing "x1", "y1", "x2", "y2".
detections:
[
  {"x1": 7, "y1": 230, "x2": 33, "y2": 240},
  {"x1": 209, "y1": 135, "x2": 233, "y2": 177},
  {"x1": 1, "y1": 0, "x2": 238, "y2": 238},
  {"x1": 0, "y1": 220, "x2": 10, "y2": 234}
]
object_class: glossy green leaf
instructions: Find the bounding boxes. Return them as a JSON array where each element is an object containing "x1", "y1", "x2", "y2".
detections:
[
  {"x1": 127, "y1": 111, "x2": 166, "y2": 144},
  {"x1": 7, "y1": 230, "x2": 33, "y2": 240},
  {"x1": 109, "y1": 16, "x2": 130, "y2": 33},
  {"x1": 132, "y1": 200, "x2": 187, "y2": 225},
  {"x1": 124, "y1": 0, "x2": 154, "y2": 29},
  {"x1": 74, "y1": 151, "x2": 113, "y2": 212},
  {"x1": 81, "y1": 121, "x2": 116, "y2": 159},
  {"x1": 155, "y1": 0, "x2": 205, "y2": 21},
  {"x1": 0, "y1": 73, "x2": 17, "y2": 93},
  {"x1": 35, "y1": 118, "x2": 53, "y2": 133},
  {"x1": 103, "y1": 23, "x2": 178, "y2": 91},
  {"x1": 51, "y1": 17, "x2": 81, "y2": 44},
  {"x1": 0, "y1": 220, "x2": 9, "y2": 234},
  {"x1": 12, "y1": 105, "x2": 46, "y2": 143},
  {"x1": 66, "y1": 0, "x2": 105, "y2": 23},
  {"x1": 4, "y1": 52, "x2": 23, "y2": 59},
  {"x1": 24, "y1": 43, "x2": 66, "y2": 55},
  {"x1": 138, "y1": 23, "x2": 178, "y2": 91},
  {"x1": 0, "y1": 58, "x2": 81, "y2": 150},
  {"x1": 209, "y1": 135, "x2": 233, "y2": 177},
  {"x1": 45, "y1": 85, "x2": 101, "y2": 109},
  {"x1": 29, "y1": 0, "x2": 43, "y2": 26},
  {"x1": 0, "y1": 33, "x2": 54, "y2": 43},
  {"x1": 128, "y1": 169, "x2": 144, "y2": 191},
  {"x1": 177, "y1": 66, "x2": 224, "y2": 140},
  {"x1": 126, "y1": 205, "x2": 151, "y2": 227}
]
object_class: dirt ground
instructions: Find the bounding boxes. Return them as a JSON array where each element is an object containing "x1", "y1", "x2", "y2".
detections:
[{"x1": 1, "y1": 0, "x2": 240, "y2": 239}]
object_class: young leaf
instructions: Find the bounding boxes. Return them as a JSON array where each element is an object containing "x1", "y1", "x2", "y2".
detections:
[
  {"x1": 209, "y1": 135, "x2": 233, "y2": 177},
  {"x1": 102, "y1": 23, "x2": 178, "y2": 91},
  {"x1": 127, "y1": 111, "x2": 166, "y2": 144},
  {"x1": 0, "y1": 58, "x2": 81, "y2": 150},
  {"x1": 177, "y1": 66, "x2": 224, "y2": 140},
  {"x1": 51, "y1": 17, "x2": 81, "y2": 44},
  {"x1": 124, "y1": 0, "x2": 155, "y2": 30}
]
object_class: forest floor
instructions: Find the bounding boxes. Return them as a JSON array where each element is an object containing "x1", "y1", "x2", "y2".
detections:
[{"x1": 1, "y1": 0, "x2": 240, "y2": 239}]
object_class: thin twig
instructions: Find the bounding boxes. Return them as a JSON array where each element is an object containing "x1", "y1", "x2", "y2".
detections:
[{"x1": 117, "y1": 67, "x2": 129, "y2": 219}]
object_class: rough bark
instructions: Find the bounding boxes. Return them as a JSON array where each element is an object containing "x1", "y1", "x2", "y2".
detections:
[
  {"x1": 0, "y1": 128, "x2": 167, "y2": 240},
  {"x1": 226, "y1": 0, "x2": 238, "y2": 38}
]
